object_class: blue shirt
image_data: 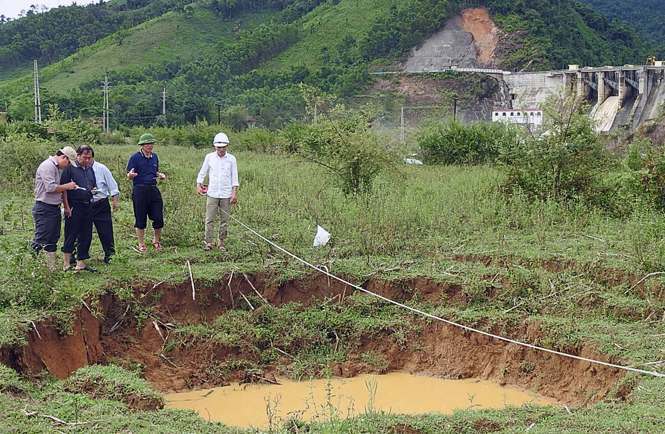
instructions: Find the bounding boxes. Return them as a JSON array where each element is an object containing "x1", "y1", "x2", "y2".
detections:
[
  {"x1": 127, "y1": 150, "x2": 159, "y2": 186},
  {"x1": 91, "y1": 161, "x2": 120, "y2": 203}
]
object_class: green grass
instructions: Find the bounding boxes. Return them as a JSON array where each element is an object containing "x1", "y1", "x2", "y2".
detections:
[{"x1": 1, "y1": 136, "x2": 665, "y2": 432}]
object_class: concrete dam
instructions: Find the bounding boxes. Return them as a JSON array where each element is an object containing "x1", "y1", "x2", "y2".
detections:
[
  {"x1": 503, "y1": 66, "x2": 665, "y2": 132},
  {"x1": 398, "y1": 8, "x2": 665, "y2": 132}
]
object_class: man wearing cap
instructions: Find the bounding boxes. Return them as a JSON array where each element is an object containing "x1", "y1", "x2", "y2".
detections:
[
  {"x1": 196, "y1": 132, "x2": 239, "y2": 251},
  {"x1": 127, "y1": 133, "x2": 166, "y2": 253},
  {"x1": 31, "y1": 147, "x2": 78, "y2": 269},
  {"x1": 61, "y1": 145, "x2": 98, "y2": 272}
]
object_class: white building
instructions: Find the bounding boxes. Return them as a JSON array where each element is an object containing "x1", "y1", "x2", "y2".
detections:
[{"x1": 492, "y1": 109, "x2": 543, "y2": 129}]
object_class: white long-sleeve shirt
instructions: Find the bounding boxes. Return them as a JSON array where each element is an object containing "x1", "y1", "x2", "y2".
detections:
[
  {"x1": 91, "y1": 161, "x2": 120, "y2": 203},
  {"x1": 196, "y1": 152, "x2": 239, "y2": 199}
]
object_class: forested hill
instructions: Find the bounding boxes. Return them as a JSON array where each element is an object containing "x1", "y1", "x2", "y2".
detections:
[
  {"x1": 576, "y1": 0, "x2": 665, "y2": 57},
  {"x1": 0, "y1": 0, "x2": 654, "y2": 128},
  {"x1": 0, "y1": 0, "x2": 200, "y2": 76}
]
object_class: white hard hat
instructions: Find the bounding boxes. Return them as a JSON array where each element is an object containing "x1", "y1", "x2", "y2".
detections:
[{"x1": 213, "y1": 132, "x2": 229, "y2": 147}]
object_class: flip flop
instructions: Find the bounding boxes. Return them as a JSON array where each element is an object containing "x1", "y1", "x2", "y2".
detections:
[
  {"x1": 76, "y1": 266, "x2": 97, "y2": 273},
  {"x1": 138, "y1": 245, "x2": 148, "y2": 253},
  {"x1": 217, "y1": 244, "x2": 228, "y2": 252},
  {"x1": 152, "y1": 242, "x2": 164, "y2": 252},
  {"x1": 204, "y1": 244, "x2": 213, "y2": 251}
]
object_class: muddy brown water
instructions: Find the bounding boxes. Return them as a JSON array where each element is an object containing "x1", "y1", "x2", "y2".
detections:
[{"x1": 165, "y1": 372, "x2": 555, "y2": 428}]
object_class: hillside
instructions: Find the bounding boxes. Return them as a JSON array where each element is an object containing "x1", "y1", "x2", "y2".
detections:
[
  {"x1": 577, "y1": 0, "x2": 665, "y2": 58},
  {"x1": 0, "y1": 0, "x2": 655, "y2": 128}
]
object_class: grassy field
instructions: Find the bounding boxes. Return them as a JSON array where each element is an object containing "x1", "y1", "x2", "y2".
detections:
[{"x1": 0, "y1": 138, "x2": 664, "y2": 432}]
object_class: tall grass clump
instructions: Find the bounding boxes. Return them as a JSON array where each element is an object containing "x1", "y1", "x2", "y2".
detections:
[{"x1": 415, "y1": 119, "x2": 520, "y2": 165}]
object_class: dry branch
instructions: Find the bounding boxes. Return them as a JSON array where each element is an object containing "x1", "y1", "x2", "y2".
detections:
[
  {"x1": 243, "y1": 273, "x2": 269, "y2": 305},
  {"x1": 187, "y1": 260, "x2": 196, "y2": 301},
  {"x1": 238, "y1": 290, "x2": 255, "y2": 310},
  {"x1": 625, "y1": 272, "x2": 665, "y2": 295},
  {"x1": 227, "y1": 270, "x2": 235, "y2": 308}
]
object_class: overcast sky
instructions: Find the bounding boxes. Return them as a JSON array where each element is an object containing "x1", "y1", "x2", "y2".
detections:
[{"x1": 0, "y1": 0, "x2": 98, "y2": 20}]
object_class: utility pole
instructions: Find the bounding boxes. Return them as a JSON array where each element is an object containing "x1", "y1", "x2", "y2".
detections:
[
  {"x1": 162, "y1": 87, "x2": 166, "y2": 116},
  {"x1": 102, "y1": 76, "x2": 110, "y2": 132},
  {"x1": 33, "y1": 60, "x2": 42, "y2": 124},
  {"x1": 452, "y1": 97, "x2": 458, "y2": 121},
  {"x1": 400, "y1": 106, "x2": 405, "y2": 141},
  {"x1": 216, "y1": 103, "x2": 221, "y2": 125}
]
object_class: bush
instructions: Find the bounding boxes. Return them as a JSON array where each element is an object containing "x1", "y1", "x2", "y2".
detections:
[
  {"x1": 0, "y1": 136, "x2": 53, "y2": 189},
  {"x1": 501, "y1": 96, "x2": 610, "y2": 202},
  {"x1": 277, "y1": 113, "x2": 395, "y2": 196},
  {"x1": 416, "y1": 119, "x2": 520, "y2": 165},
  {"x1": 128, "y1": 121, "x2": 232, "y2": 148},
  {"x1": 234, "y1": 127, "x2": 277, "y2": 153}
]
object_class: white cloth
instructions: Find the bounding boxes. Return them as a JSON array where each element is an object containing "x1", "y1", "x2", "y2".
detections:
[
  {"x1": 91, "y1": 161, "x2": 120, "y2": 203},
  {"x1": 196, "y1": 152, "x2": 239, "y2": 199}
]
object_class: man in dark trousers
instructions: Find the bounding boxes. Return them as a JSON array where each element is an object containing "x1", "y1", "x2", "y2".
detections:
[
  {"x1": 61, "y1": 145, "x2": 98, "y2": 272},
  {"x1": 31, "y1": 146, "x2": 78, "y2": 270},
  {"x1": 126, "y1": 133, "x2": 166, "y2": 252},
  {"x1": 90, "y1": 154, "x2": 119, "y2": 263},
  {"x1": 70, "y1": 151, "x2": 120, "y2": 264}
]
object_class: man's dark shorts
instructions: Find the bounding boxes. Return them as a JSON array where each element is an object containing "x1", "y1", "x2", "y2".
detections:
[
  {"x1": 31, "y1": 201, "x2": 61, "y2": 253},
  {"x1": 132, "y1": 185, "x2": 164, "y2": 230}
]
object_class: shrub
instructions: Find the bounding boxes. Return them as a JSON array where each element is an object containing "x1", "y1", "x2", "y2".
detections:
[
  {"x1": 0, "y1": 136, "x2": 53, "y2": 189},
  {"x1": 277, "y1": 113, "x2": 395, "y2": 196},
  {"x1": 416, "y1": 119, "x2": 520, "y2": 165},
  {"x1": 501, "y1": 95, "x2": 610, "y2": 202},
  {"x1": 234, "y1": 127, "x2": 277, "y2": 153}
]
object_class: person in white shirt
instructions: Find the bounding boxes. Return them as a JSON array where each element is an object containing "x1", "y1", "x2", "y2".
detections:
[
  {"x1": 90, "y1": 157, "x2": 120, "y2": 262},
  {"x1": 196, "y1": 132, "x2": 239, "y2": 251}
]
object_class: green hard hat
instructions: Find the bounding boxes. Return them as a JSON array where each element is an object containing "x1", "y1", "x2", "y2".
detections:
[{"x1": 138, "y1": 133, "x2": 157, "y2": 145}]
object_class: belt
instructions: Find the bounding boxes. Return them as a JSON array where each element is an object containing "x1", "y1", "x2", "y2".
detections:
[
  {"x1": 92, "y1": 197, "x2": 108, "y2": 206},
  {"x1": 70, "y1": 200, "x2": 91, "y2": 205},
  {"x1": 36, "y1": 201, "x2": 59, "y2": 207},
  {"x1": 134, "y1": 184, "x2": 158, "y2": 188}
]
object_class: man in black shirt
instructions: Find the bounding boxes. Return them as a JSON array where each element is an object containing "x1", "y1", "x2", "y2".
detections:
[{"x1": 61, "y1": 145, "x2": 98, "y2": 272}]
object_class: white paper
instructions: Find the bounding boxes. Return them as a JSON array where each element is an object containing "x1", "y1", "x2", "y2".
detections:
[{"x1": 313, "y1": 225, "x2": 331, "y2": 246}]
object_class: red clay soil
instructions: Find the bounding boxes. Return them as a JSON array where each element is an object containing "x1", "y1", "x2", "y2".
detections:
[
  {"x1": 0, "y1": 274, "x2": 628, "y2": 407},
  {"x1": 460, "y1": 8, "x2": 500, "y2": 66}
]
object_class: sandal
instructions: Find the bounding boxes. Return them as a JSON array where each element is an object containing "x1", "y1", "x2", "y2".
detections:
[
  {"x1": 138, "y1": 245, "x2": 148, "y2": 253},
  {"x1": 204, "y1": 243, "x2": 213, "y2": 251},
  {"x1": 217, "y1": 244, "x2": 228, "y2": 252},
  {"x1": 152, "y1": 241, "x2": 164, "y2": 252},
  {"x1": 76, "y1": 266, "x2": 97, "y2": 273}
]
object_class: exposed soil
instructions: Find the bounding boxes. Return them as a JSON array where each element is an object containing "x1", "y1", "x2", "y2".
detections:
[
  {"x1": 460, "y1": 9, "x2": 500, "y2": 66},
  {"x1": 0, "y1": 272, "x2": 631, "y2": 409}
]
